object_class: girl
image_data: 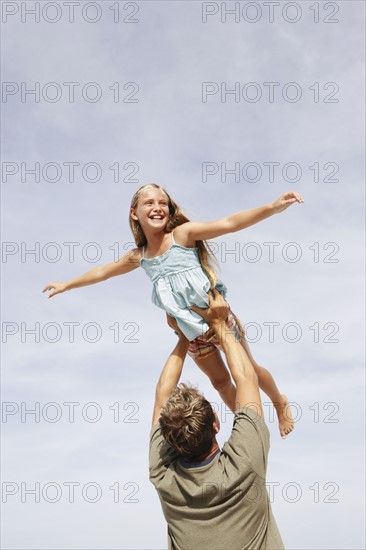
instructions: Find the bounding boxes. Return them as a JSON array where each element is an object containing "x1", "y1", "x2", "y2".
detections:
[{"x1": 43, "y1": 184, "x2": 304, "y2": 438}]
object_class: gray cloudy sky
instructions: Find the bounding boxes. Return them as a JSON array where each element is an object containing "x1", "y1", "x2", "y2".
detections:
[{"x1": 1, "y1": 1, "x2": 365, "y2": 549}]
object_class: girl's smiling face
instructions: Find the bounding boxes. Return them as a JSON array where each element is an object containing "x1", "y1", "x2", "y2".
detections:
[{"x1": 130, "y1": 186, "x2": 170, "y2": 232}]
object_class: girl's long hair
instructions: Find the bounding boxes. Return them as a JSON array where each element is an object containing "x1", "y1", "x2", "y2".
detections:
[{"x1": 129, "y1": 183, "x2": 219, "y2": 288}]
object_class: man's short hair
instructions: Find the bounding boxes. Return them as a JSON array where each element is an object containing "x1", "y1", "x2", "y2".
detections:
[{"x1": 159, "y1": 383, "x2": 216, "y2": 460}]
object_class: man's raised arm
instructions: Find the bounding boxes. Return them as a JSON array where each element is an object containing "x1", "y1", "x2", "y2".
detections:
[
  {"x1": 151, "y1": 316, "x2": 190, "y2": 426},
  {"x1": 190, "y1": 291, "x2": 263, "y2": 416}
]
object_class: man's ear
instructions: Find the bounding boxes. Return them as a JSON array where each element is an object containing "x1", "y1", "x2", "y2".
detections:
[{"x1": 213, "y1": 412, "x2": 220, "y2": 434}]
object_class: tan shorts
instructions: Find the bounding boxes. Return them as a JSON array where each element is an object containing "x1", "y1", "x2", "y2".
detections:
[{"x1": 187, "y1": 309, "x2": 245, "y2": 360}]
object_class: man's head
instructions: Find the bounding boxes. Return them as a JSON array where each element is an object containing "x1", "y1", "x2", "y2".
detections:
[{"x1": 159, "y1": 383, "x2": 219, "y2": 460}]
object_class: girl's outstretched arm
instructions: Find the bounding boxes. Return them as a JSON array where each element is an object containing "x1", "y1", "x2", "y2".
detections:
[
  {"x1": 42, "y1": 248, "x2": 141, "y2": 298},
  {"x1": 176, "y1": 191, "x2": 304, "y2": 243}
]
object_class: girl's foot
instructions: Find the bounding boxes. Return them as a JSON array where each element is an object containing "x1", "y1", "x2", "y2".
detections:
[{"x1": 274, "y1": 395, "x2": 294, "y2": 439}]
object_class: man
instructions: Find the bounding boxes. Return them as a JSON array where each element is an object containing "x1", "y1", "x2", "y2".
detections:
[{"x1": 149, "y1": 289, "x2": 285, "y2": 550}]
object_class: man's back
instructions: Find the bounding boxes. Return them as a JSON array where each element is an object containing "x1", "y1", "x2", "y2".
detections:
[{"x1": 149, "y1": 407, "x2": 284, "y2": 550}]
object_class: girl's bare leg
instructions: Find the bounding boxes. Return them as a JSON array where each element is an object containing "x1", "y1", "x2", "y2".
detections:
[
  {"x1": 193, "y1": 350, "x2": 237, "y2": 413},
  {"x1": 240, "y1": 336, "x2": 294, "y2": 438},
  {"x1": 193, "y1": 337, "x2": 294, "y2": 438}
]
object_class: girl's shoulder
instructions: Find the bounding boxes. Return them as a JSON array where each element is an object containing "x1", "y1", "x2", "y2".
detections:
[
  {"x1": 172, "y1": 224, "x2": 196, "y2": 248},
  {"x1": 122, "y1": 247, "x2": 143, "y2": 265},
  {"x1": 135, "y1": 247, "x2": 143, "y2": 261}
]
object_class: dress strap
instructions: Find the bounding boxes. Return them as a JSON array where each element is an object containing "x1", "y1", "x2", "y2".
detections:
[{"x1": 171, "y1": 230, "x2": 176, "y2": 245}]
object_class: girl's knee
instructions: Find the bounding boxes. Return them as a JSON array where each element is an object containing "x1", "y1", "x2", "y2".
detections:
[
  {"x1": 252, "y1": 361, "x2": 264, "y2": 373},
  {"x1": 210, "y1": 372, "x2": 232, "y2": 393}
]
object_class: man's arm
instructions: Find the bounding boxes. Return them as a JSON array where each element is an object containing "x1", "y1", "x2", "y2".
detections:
[
  {"x1": 190, "y1": 291, "x2": 263, "y2": 416},
  {"x1": 151, "y1": 316, "x2": 190, "y2": 426},
  {"x1": 215, "y1": 321, "x2": 263, "y2": 416}
]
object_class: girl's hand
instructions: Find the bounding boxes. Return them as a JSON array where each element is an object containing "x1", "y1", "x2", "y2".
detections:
[
  {"x1": 42, "y1": 282, "x2": 68, "y2": 299},
  {"x1": 272, "y1": 191, "x2": 304, "y2": 214}
]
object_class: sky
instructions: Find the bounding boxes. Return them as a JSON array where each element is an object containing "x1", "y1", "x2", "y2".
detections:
[{"x1": 1, "y1": 1, "x2": 365, "y2": 549}]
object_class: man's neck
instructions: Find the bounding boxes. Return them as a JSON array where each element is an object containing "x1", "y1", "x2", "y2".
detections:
[{"x1": 189, "y1": 438, "x2": 220, "y2": 463}]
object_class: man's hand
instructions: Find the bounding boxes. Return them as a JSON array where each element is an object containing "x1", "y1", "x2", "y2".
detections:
[
  {"x1": 189, "y1": 289, "x2": 229, "y2": 326},
  {"x1": 166, "y1": 313, "x2": 179, "y2": 332},
  {"x1": 166, "y1": 314, "x2": 187, "y2": 340}
]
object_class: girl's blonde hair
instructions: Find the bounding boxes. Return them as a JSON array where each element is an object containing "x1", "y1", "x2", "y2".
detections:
[{"x1": 129, "y1": 183, "x2": 219, "y2": 288}]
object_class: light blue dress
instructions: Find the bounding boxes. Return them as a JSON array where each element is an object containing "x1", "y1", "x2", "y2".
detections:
[{"x1": 140, "y1": 231, "x2": 227, "y2": 342}]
